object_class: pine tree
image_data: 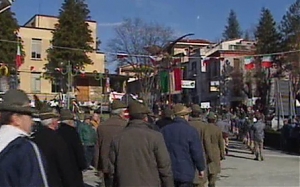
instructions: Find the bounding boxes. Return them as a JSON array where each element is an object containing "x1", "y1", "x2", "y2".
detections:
[
  {"x1": 255, "y1": 8, "x2": 281, "y2": 54},
  {"x1": 280, "y1": 0, "x2": 300, "y2": 51},
  {"x1": 279, "y1": 0, "x2": 300, "y2": 102},
  {"x1": 0, "y1": 7, "x2": 24, "y2": 91},
  {"x1": 222, "y1": 10, "x2": 243, "y2": 40},
  {"x1": 0, "y1": 8, "x2": 22, "y2": 68},
  {"x1": 45, "y1": 0, "x2": 95, "y2": 81}
]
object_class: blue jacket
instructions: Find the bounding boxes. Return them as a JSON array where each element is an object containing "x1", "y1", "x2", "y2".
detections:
[
  {"x1": 0, "y1": 137, "x2": 48, "y2": 187},
  {"x1": 161, "y1": 117, "x2": 206, "y2": 183}
]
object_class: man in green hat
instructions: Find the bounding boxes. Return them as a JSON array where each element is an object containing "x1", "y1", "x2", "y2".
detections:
[
  {"x1": 31, "y1": 103, "x2": 77, "y2": 186},
  {"x1": 109, "y1": 101, "x2": 173, "y2": 187},
  {"x1": 0, "y1": 89, "x2": 48, "y2": 186},
  {"x1": 189, "y1": 104, "x2": 208, "y2": 187},
  {"x1": 57, "y1": 109, "x2": 86, "y2": 187},
  {"x1": 203, "y1": 112, "x2": 225, "y2": 187},
  {"x1": 95, "y1": 99, "x2": 128, "y2": 187}
]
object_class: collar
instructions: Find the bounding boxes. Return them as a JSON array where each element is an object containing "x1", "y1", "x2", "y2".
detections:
[
  {"x1": 0, "y1": 125, "x2": 29, "y2": 153},
  {"x1": 127, "y1": 119, "x2": 150, "y2": 128}
]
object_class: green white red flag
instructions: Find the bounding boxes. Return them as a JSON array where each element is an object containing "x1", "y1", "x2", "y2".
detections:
[
  {"x1": 261, "y1": 55, "x2": 273, "y2": 68},
  {"x1": 16, "y1": 42, "x2": 23, "y2": 69},
  {"x1": 244, "y1": 57, "x2": 255, "y2": 70}
]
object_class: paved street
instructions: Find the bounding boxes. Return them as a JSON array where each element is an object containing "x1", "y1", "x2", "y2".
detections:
[{"x1": 83, "y1": 140, "x2": 300, "y2": 187}]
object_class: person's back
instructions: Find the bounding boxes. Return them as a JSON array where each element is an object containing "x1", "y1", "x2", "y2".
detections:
[
  {"x1": 110, "y1": 119, "x2": 173, "y2": 187},
  {"x1": 252, "y1": 120, "x2": 266, "y2": 142},
  {"x1": 109, "y1": 102, "x2": 173, "y2": 187},
  {"x1": 162, "y1": 117, "x2": 205, "y2": 183}
]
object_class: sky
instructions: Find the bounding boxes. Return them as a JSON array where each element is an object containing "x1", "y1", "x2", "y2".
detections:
[{"x1": 11, "y1": 0, "x2": 296, "y2": 69}]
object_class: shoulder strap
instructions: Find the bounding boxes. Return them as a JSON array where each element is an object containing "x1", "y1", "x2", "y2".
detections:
[{"x1": 29, "y1": 141, "x2": 49, "y2": 187}]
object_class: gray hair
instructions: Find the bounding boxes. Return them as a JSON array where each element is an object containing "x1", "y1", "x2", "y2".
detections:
[
  {"x1": 41, "y1": 118, "x2": 54, "y2": 126},
  {"x1": 61, "y1": 120, "x2": 73, "y2": 124},
  {"x1": 111, "y1": 108, "x2": 126, "y2": 115}
]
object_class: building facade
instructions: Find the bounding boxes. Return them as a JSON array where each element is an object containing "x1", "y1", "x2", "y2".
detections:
[
  {"x1": 18, "y1": 14, "x2": 105, "y2": 101},
  {"x1": 184, "y1": 39, "x2": 255, "y2": 106}
]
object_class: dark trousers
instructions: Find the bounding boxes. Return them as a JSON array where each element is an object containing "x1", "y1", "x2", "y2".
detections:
[
  {"x1": 174, "y1": 181, "x2": 194, "y2": 187},
  {"x1": 104, "y1": 173, "x2": 113, "y2": 187},
  {"x1": 84, "y1": 145, "x2": 95, "y2": 167}
]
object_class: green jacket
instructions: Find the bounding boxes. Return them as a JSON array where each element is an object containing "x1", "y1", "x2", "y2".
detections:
[{"x1": 78, "y1": 122, "x2": 97, "y2": 146}]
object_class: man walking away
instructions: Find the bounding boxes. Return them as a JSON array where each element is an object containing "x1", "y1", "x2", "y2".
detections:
[
  {"x1": 161, "y1": 104, "x2": 206, "y2": 187},
  {"x1": 109, "y1": 102, "x2": 174, "y2": 187},
  {"x1": 189, "y1": 104, "x2": 207, "y2": 187},
  {"x1": 95, "y1": 100, "x2": 128, "y2": 187},
  {"x1": 78, "y1": 114, "x2": 97, "y2": 169},
  {"x1": 203, "y1": 112, "x2": 225, "y2": 187},
  {"x1": 58, "y1": 109, "x2": 86, "y2": 187},
  {"x1": 216, "y1": 115, "x2": 231, "y2": 155},
  {"x1": 32, "y1": 103, "x2": 78, "y2": 187},
  {"x1": 251, "y1": 112, "x2": 266, "y2": 161}
]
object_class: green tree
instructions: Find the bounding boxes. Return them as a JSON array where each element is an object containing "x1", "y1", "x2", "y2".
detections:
[
  {"x1": 255, "y1": 8, "x2": 281, "y2": 54},
  {"x1": 223, "y1": 10, "x2": 243, "y2": 40},
  {"x1": 254, "y1": 8, "x2": 281, "y2": 114},
  {"x1": 45, "y1": 0, "x2": 96, "y2": 91},
  {"x1": 0, "y1": 7, "x2": 24, "y2": 91},
  {"x1": 279, "y1": 0, "x2": 300, "y2": 102}
]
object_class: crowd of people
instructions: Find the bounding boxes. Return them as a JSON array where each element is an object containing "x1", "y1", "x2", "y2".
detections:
[{"x1": 0, "y1": 89, "x2": 268, "y2": 187}]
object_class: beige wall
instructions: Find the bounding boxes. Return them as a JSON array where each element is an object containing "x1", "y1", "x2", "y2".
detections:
[{"x1": 19, "y1": 15, "x2": 105, "y2": 96}]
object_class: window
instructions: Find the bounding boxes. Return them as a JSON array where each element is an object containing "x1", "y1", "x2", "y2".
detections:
[
  {"x1": 31, "y1": 73, "x2": 41, "y2": 93},
  {"x1": 31, "y1": 39, "x2": 42, "y2": 59}
]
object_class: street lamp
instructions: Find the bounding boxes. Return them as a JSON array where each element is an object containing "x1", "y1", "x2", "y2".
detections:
[
  {"x1": 93, "y1": 70, "x2": 104, "y2": 114},
  {"x1": 0, "y1": 0, "x2": 14, "y2": 14},
  {"x1": 56, "y1": 61, "x2": 80, "y2": 109}
]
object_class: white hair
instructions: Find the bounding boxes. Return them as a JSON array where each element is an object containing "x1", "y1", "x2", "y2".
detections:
[
  {"x1": 111, "y1": 108, "x2": 126, "y2": 115},
  {"x1": 61, "y1": 120, "x2": 73, "y2": 125},
  {"x1": 41, "y1": 118, "x2": 54, "y2": 126}
]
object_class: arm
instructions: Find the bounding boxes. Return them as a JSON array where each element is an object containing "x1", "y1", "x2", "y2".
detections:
[
  {"x1": 108, "y1": 140, "x2": 116, "y2": 175},
  {"x1": 218, "y1": 130, "x2": 225, "y2": 160},
  {"x1": 94, "y1": 126, "x2": 103, "y2": 170},
  {"x1": 189, "y1": 129, "x2": 206, "y2": 172},
  {"x1": 154, "y1": 134, "x2": 174, "y2": 187},
  {"x1": 203, "y1": 128, "x2": 213, "y2": 163}
]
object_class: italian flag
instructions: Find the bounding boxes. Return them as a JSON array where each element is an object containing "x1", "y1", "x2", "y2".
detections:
[
  {"x1": 244, "y1": 57, "x2": 255, "y2": 70},
  {"x1": 16, "y1": 42, "x2": 23, "y2": 69},
  {"x1": 261, "y1": 55, "x2": 272, "y2": 68},
  {"x1": 160, "y1": 68, "x2": 182, "y2": 94}
]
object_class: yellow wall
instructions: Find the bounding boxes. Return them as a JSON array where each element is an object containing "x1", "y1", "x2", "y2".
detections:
[{"x1": 19, "y1": 15, "x2": 105, "y2": 97}]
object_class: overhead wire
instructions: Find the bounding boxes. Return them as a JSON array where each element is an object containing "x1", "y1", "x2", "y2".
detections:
[{"x1": 0, "y1": 37, "x2": 299, "y2": 59}]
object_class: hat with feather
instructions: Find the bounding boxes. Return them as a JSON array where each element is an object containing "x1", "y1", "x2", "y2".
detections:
[{"x1": 34, "y1": 95, "x2": 60, "y2": 120}]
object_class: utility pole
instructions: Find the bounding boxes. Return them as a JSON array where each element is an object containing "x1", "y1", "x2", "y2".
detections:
[{"x1": 67, "y1": 60, "x2": 72, "y2": 110}]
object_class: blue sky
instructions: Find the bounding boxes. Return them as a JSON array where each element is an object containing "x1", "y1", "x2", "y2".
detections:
[{"x1": 12, "y1": 0, "x2": 295, "y2": 46}]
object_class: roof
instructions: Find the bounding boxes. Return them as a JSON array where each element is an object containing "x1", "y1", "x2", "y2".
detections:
[
  {"x1": 178, "y1": 39, "x2": 213, "y2": 44},
  {"x1": 23, "y1": 14, "x2": 96, "y2": 26}
]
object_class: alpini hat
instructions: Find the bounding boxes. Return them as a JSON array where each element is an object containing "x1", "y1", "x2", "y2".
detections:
[
  {"x1": 0, "y1": 89, "x2": 36, "y2": 115},
  {"x1": 128, "y1": 101, "x2": 151, "y2": 115},
  {"x1": 173, "y1": 104, "x2": 192, "y2": 116},
  {"x1": 191, "y1": 104, "x2": 202, "y2": 113},
  {"x1": 39, "y1": 105, "x2": 60, "y2": 120},
  {"x1": 207, "y1": 112, "x2": 217, "y2": 120},
  {"x1": 111, "y1": 100, "x2": 127, "y2": 110},
  {"x1": 60, "y1": 109, "x2": 74, "y2": 121}
]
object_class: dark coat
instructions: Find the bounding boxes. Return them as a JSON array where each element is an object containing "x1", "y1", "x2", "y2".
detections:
[
  {"x1": 58, "y1": 123, "x2": 86, "y2": 187},
  {"x1": 203, "y1": 123, "x2": 224, "y2": 174},
  {"x1": 32, "y1": 125, "x2": 77, "y2": 187},
  {"x1": 161, "y1": 117, "x2": 206, "y2": 183},
  {"x1": 110, "y1": 119, "x2": 174, "y2": 187},
  {"x1": 0, "y1": 137, "x2": 48, "y2": 187},
  {"x1": 95, "y1": 115, "x2": 128, "y2": 173}
]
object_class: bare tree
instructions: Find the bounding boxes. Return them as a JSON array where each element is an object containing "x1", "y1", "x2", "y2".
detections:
[{"x1": 107, "y1": 18, "x2": 174, "y2": 103}]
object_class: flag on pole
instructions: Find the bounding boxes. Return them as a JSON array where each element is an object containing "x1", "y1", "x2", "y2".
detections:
[
  {"x1": 261, "y1": 55, "x2": 273, "y2": 68},
  {"x1": 244, "y1": 57, "x2": 255, "y2": 70},
  {"x1": 16, "y1": 42, "x2": 23, "y2": 69},
  {"x1": 169, "y1": 71, "x2": 175, "y2": 94},
  {"x1": 173, "y1": 68, "x2": 182, "y2": 92},
  {"x1": 159, "y1": 71, "x2": 169, "y2": 93}
]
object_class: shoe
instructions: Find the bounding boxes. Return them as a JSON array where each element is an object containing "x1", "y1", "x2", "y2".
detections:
[
  {"x1": 254, "y1": 158, "x2": 259, "y2": 161},
  {"x1": 260, "y1": 156, "x2": 264, "y2": 161}
]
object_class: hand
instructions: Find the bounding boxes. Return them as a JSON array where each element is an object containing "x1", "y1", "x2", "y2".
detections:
[{"x1": 199, "y1": 171, "x2": 205, "y2": 178}]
